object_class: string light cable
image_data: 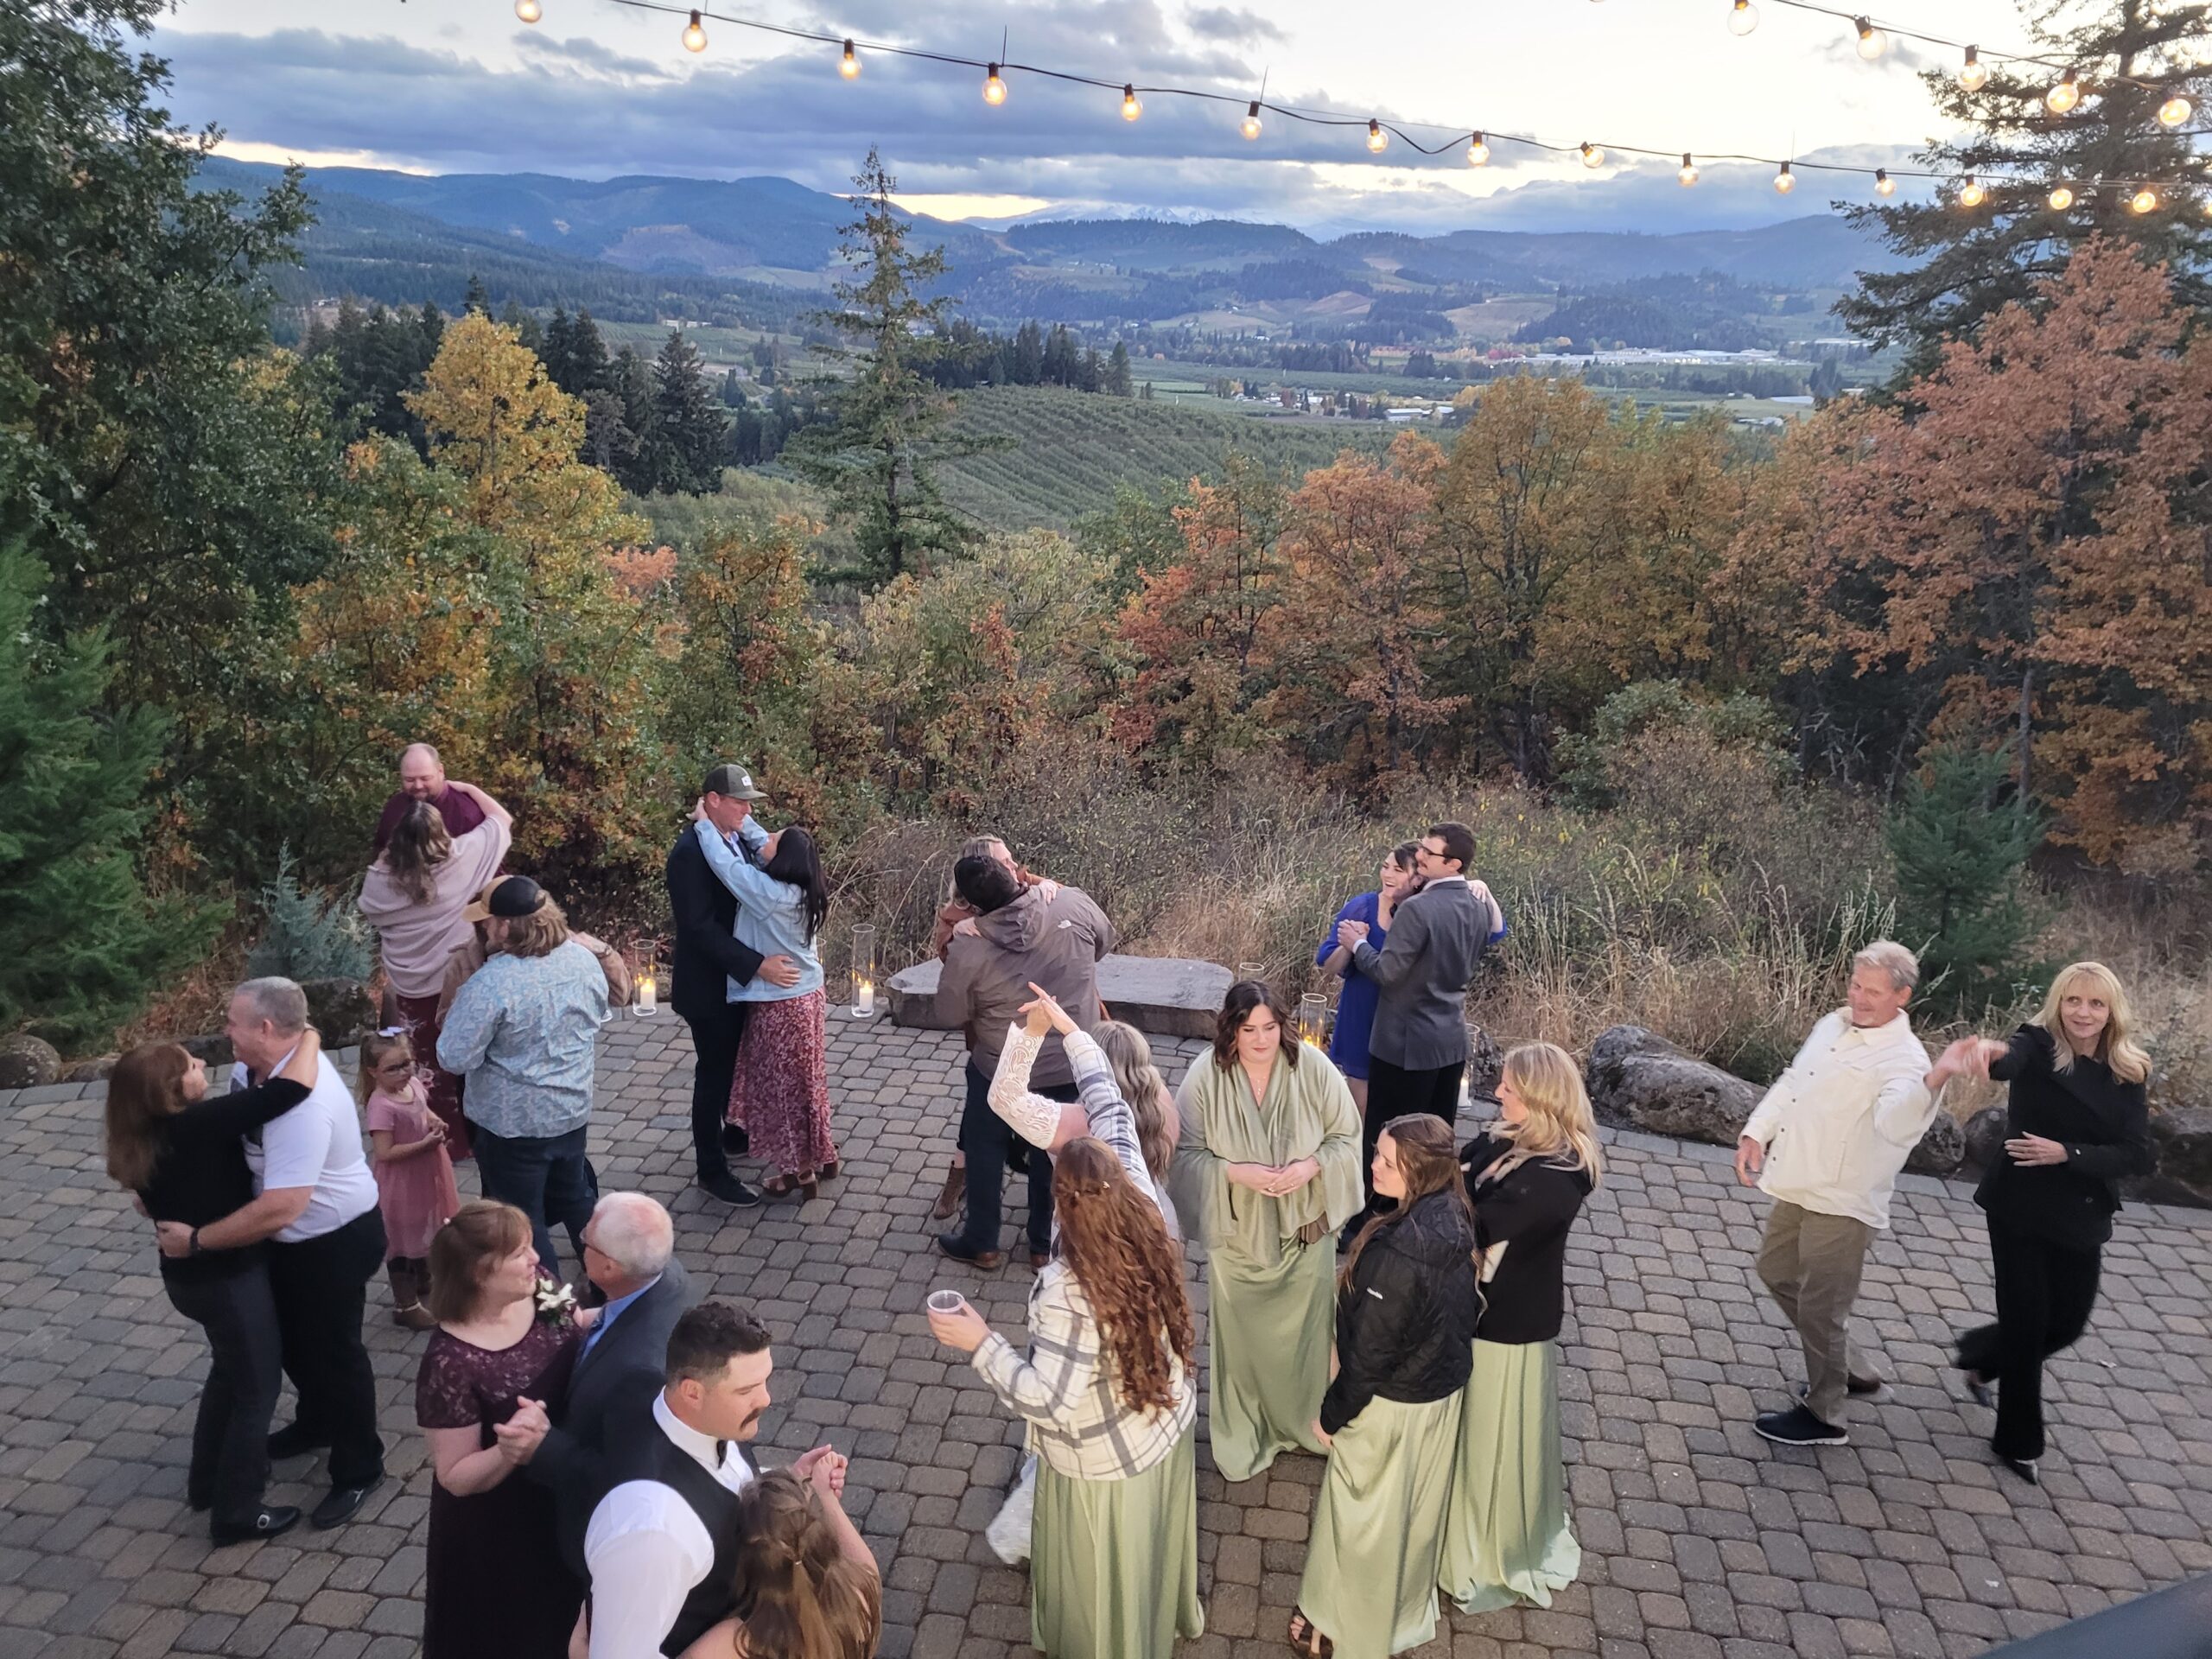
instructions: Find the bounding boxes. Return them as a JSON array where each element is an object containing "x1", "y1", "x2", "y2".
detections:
[{"x1": 510, "y1": 0, "x2": 2210, "y2": 203}]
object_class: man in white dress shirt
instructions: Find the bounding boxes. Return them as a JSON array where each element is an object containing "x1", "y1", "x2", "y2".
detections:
[
  {"x1": 156, "y1": 977, "x2": 389, "y2": 1529},
  {"x1": 1735, "y1": 941, "x2": 1937, "y2": 1448},
  {"x1": 582, "y1": 1301, "x2": 845, "y2": 1658}
]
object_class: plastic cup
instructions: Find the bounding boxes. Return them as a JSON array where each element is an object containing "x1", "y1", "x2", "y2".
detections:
[{"x1": 926, "y1": 1290, "x2": 969, "y2": 1316}]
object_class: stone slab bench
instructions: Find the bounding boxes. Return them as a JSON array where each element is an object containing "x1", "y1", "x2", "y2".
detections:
[{"x1": 887, "y1": 954, "x2": 1233, "y2": 1040}]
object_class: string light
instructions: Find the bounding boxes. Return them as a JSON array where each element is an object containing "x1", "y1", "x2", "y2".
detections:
[
  {"x1": 1679, "y1": 152, "x2": 1700, "y2": 186},
  {"x1": 1727, "y1": 0, "x2": 1759, "y2": 36},
  {"x1": 2047, "y1": 70, "x2": 2082, "y2": 114},
  {"x1": 1774, "y1": 161, "x2": 1796, "y2": 193},
  {"x1": 513, "y1": 0, "x2": 541, "y2": 21},
  {"x1": 1875, "y1": 168, "x2": 1895, "y2": 196},
  {"x1": 1242, "y1": 100, "x2": 1262, "y2": 139},
  {"x1": 1367, "y1": 118, "x2": 1389, "y2": 153},
  {"x1": 2047, "y1": 184, "x2": 2073, "y2": 210},
  {"x1": 1958, "y1": 45, "x2": 1986, "y2": 92},
  {"x1": 2131, "y1": 185, "x2": 2158, "y2": 213},
  {"x1": 2159, "y1": 92, "x2": 2193, "y2": 127},
  {"x1": 839, "y1": 38, "x2": 859, "y2": 78},
  {"x1": 1853, "y1": 17, "x2": 1887, "y2": 60},
  {"x1": 982, "y1": 61, "x2": 1007, "y2": 104},
  {"x1": 1959, "y1": 174, "x2": 1986, "y2": 207},
  {"x1": 1580, "y1": 140, "x2": 1605, "y2": 168},
  {"x1": 681, "y1": 9, "x2": 706, "y2": 51},
  {"x1": 1122, "y1": 83, "x2": 1142, "y2": 121}
]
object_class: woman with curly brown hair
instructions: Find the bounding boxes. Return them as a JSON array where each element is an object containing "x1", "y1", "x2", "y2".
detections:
[{"x1": 929, "y1": 1135, "x2": 1203, "y2": 1659}]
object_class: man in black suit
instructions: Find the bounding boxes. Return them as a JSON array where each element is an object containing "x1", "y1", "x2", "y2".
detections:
[
  {"x1": 666, "y1": 762, "x2": 799, "y2": 1205},
  {"x1": 531, "y1": 1192, "x2": 696, "y2": 1566}
]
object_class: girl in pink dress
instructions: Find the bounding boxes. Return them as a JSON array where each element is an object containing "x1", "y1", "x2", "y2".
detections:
[{"x1": 361, "y1": 1031, "x2": 463, "y2": 1331}]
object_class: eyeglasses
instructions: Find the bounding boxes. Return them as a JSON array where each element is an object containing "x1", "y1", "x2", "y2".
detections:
[{"x1": 1416, "y1": 842, "x2": 1449, "y2": 859}]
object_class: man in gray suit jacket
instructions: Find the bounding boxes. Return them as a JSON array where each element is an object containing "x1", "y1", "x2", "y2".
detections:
[
  {"x1": 1337, "y1": 821, "x2": 1492, "y2": 1222},
  {"x1": 530, "y1": 1192, "x2": 696, "y2": 1566}
]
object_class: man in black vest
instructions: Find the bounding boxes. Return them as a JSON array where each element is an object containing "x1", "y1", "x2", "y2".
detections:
[
  {"x1": 666, "y1": 763, "x2": 802, "y2": 1207},
  {"x1": 579, "y1": 1301, "x2": 844, "y2": 1658}
]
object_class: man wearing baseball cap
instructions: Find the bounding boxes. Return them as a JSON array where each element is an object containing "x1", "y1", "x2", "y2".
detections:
[{"x1": 665, "y1": 764, "x2": 802, "y2": 1207}]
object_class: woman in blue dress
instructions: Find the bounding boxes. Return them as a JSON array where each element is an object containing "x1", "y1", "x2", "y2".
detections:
[{"x1": 1314, "y1": 844, "x2": 1421, "y2": 1119}]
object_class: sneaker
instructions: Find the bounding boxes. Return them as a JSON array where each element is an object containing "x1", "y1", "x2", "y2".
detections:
[
  {"x1": 265, "y1": 1422, "x2": 328, "y2": 1460},
  {"x1": 1799, "y1": 1376, "x2": 1891, "y2": 1405},
  {"x1": 310, "y1": 1474, "x2": 385, "y2": 1530},
  {"x1": 1754, "y1": 1405, "x2": 1849, "y2": 1446},
  {"x1": 210, "y1": 1505, "x2": 301, "y2": 1547},
  {"x1": 698, "y1": 1173, "x2": 763, "y2": 1207}
]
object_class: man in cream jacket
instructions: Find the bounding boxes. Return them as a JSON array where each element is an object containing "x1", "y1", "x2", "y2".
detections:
[{"x1": 1735, "y1": 940, "x2": 1937, "y2": 1446}]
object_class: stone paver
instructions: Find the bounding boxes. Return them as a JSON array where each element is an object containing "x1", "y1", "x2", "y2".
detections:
[{"x1": 3, "y1": 1014, "x2": 2209, "y2": 1659}]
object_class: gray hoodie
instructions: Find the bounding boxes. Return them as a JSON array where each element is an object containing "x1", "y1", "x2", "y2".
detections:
[{"x1": 936, "y1": 883, "x2": 1116, "y2": 1087}]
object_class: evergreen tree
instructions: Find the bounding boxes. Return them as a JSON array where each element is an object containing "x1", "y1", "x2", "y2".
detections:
[
  {"x1": 1012, "y1": 320, "x2": 1046, "y2": 385},
  {"x1": 1106, "y1": 340, "x2": 1135, "y2": 397},
  {"x1": 1887, "y1": 745, "x2": 2044, "y2": 1017},
  {"x1": 650, "y1": 327, "x2": 728, "y2": 494},
  {"x1": 0, "y1": 541, "x2": 219, "y2": 1047},
  {"x1": 607, "y1": 345, "x2": 658, "y2": 495},
  {"x1": 1840, "y1": 0, "x2": 2211, "y2": 370},
  {"x1": 463, "y1": 272, "x2": 491, "y2": 315},
  {"x1": 541, "y1": 308, "x2": 576, "y2": 391}
]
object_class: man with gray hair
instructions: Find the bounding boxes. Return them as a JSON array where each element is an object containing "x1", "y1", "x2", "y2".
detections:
[
  {"x1": 1735, "y1": 940, "x2": 1937, "y2": 1446},
  {"x1": 156, "y1": 977, "x2": 388, "y2": 1529},
  {"x1": 531, "y1": 1193, "x2": 696, "y2": 1567}
]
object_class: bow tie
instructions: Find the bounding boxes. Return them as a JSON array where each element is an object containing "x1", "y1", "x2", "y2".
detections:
[{"x1": 715, "y1": 1440, "x2": 730, "y2": 1466}]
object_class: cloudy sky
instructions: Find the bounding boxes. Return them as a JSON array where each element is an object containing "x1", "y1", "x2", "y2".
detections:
[{"x1": 149, "y1": 0, "x2": 2039, "y2": 233}]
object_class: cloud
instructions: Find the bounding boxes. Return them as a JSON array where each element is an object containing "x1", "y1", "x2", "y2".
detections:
[{"x1": 1185, "y1": 7, "x2": 1287, "y2": 46}]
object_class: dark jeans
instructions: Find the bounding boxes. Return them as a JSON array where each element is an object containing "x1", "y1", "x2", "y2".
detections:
[
  {"x1": 1956, "y1": 1214, "x2": 2103, "y2": 1461},
  {"x1": 1357, "y1": 1054, "x2": 1464, "y2": 1219},
  {"x1": 166, "y1": 1262, "x2": 283, "y2": 1525},
  {"x1": 266, "y1": 1209, "x2": 387, "y2": 1489},
  {"x1": 682, "y1": 1001, "x2": 751, "y2": 1184},
  {"x1": 472, "y1": 1121, "x2": 599, "y2": 1281},
  {"x1": 950, "y1": 1058, "x2": 1075, "y2": 1257}
]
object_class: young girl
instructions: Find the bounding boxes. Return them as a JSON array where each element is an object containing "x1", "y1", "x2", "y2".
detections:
[{"x1": 361, "y1": 1029, "x2": 463, "y2": 1331}]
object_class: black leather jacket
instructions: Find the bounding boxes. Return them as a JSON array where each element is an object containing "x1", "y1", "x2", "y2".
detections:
[{"x1": 1319, "y1": 1190, "x2": 1481, "y2": 1435}]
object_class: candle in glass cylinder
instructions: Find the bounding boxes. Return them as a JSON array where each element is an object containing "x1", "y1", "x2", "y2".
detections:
[
  {"x1": 857, "y1": 976, "x2": 875, "y2": 1018},
  {"x1": 636, "y1": 973, "x2": 658, "y2": 1015},
  {"x1": 850, "y1": 925, "x2": 878, "y2": 1019},
  {"x1": 1298, "y1": 992, "x2": 1328, "y2": 1048}
]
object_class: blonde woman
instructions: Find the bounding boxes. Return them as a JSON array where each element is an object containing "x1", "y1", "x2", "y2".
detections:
[
  {"x1": 1441, "y1": 1041, "x2": 1600, "y2": 1613},
  {"x1": 1927, "y1": 961, "x2": 2153, "y2": 1484}
]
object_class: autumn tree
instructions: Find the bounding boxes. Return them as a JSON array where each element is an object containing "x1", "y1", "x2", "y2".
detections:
[{"x1": 1808, "y1": 238, "x2": 2212, "y2": 871}]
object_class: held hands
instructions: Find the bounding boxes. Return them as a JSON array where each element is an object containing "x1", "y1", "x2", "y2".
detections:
[
  {"x1": 791, "y1": 1444, "x2": 849, "y2": 1497},
  {"x1": 928, "y1": 1300, "x2": 991, "y2": 1354},
  {"x1": 155, "y1": 1220, "x2": 194, "y2": 1258},
  {"x1": 1228, "y1": 1160, "x2": 1317, "y2": 1198},
  {"x1": 494, "y1": 1397, "x2": 551, "y2": 1465},
  {"x1": 2005, "y1": 1133, "x2": 2070, "y2": 1166},
  {"x1": 1925, "y1": 1036, "x2": 2007, "y2": 1090},
  {"x1": 1019, "y1": 982, "x2": 1079, "y2": 1039},
  {"x1": 1733, "y1": 1136, "x2": 1765, "y2": 1188},
  {"x1": 1334, "y1": 918, "x2": 1370, "y2": 950},
  {"x1": 760, "y1": 954, "x2": 804, "y2": 989}
]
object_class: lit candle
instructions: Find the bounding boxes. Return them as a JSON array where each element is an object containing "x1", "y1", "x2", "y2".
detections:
[
  {"x1": 636, "y1": 974, "x2": 658, "y2": 1015},
  {"x1": 856, "y1": 976, "x2": 874, "y2": 1018}
]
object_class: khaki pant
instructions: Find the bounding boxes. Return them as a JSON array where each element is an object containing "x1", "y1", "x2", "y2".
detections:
[{"x1": 1756, "y1": 1200, "x2": 1873, "y2": 1425}]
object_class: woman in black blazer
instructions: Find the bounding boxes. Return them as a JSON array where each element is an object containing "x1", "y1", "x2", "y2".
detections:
[{"x1": 1929, "y1": 961, "x2": 2153, "y2": 1484}]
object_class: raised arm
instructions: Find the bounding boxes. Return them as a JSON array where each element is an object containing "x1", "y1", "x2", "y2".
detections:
[
  {"x1": 988, "y1": 1020, "x2": 1088, "y2": 1150},
  {"x1": 1871, "y1": 1046, "x2": 1937, "y2": 1148},
  {"x1": 174, "y1": 1033, "x2": 321, "y2": 1142},
  {"x1": 447, "y1": 779, "x2": 512, "y2": 828},
  {"x1": 690, "y1": 818, "x2": 793, "y2": 912},
  {"x1": 668, "y1": 838, "x2": 766, "y2": 988}
]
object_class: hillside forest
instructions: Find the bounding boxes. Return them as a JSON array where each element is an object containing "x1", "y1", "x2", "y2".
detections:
[{"x1": 3, "y1": 1, "x2": 2208, "y2": 1112}]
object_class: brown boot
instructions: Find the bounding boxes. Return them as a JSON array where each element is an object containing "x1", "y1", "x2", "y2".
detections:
[
  {"x1": 931, "y1": 1164, "x2": 966, "y2": 1221},
  {"x1": 389, "y1": 1262, "x2": 435, "y2": 1331}
]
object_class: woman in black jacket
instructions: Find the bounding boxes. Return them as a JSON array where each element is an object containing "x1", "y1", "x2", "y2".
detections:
[
  {"x1": 1288, "y1": 1114, "x2": 1479, "y2": 1659},
  {"x1": 1928, "y1": 961, "x2": 2153, "y2": 1484},
  {"x1": 1443, "y1": 1041, "x2": 1599, "y2": 1613},
  {"x1": 105, "y1": 1032, "x2": 323, "y2": 1543}
]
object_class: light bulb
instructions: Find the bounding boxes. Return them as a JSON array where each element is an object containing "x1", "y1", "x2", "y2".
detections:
[
  {"x1": 1122, "y1": 83, "x2": 1142, "y2": 121},
  {"x1": 1367, "y1": 119, "x2": 1389, "y2": 154},
  {"x1": 681, "y1": 10, "x2": 706, "y2": 52},
  {"x1": 1959, "y1": 175, "x2": 1986, "y2": 207},
  {"x1": 513, "y1": 0, "x2": 542, "y2": 22},
  {"x1": 983, "y1": 63, "x2": 1007, "y2": 105},
  {"x1": 1775, "y1": 161, "x2": 1796, "y2": 194},
  {"x1": 1679, "y1": 152, "x2": 1699, "y2": 186},
  {"x1": 1959, "y1": 46, "x2": 1986, "y2": 92},
  {"x1": 1242, "y1": 100, "x2": 1262, "y2": 140},
  {"x1": 2131, "y1": 186, "x2": 2158, "y2": 213},
  {"x1": 839, "y1": 39, "x2": 860, "y2": 79},
  {"x1": 1580, "y1": 141, "x2": 1604, "y2": 168},
  {"x1": 1728, "y1": 0, "x2": 1759, "y2": 36},
  {"x1": 1854, "y1": 18, "x2": 1887, "y2": 60},
  {"x1": 1875, "y1": 168, "x2": 1896, "y2": 196},
  {"x1": 2046, "y1": 71, "x2": 2081, "y2": 113},
  {"x1": 1468, "y1": 130, "x2": 1490, "y2": 166},
  {"x1": 2047, "y1": 183, "x2": 2074, "y2": 210},
  {"x1": 2159, "y1": 93, "x2": 2193, "y2": 127}
]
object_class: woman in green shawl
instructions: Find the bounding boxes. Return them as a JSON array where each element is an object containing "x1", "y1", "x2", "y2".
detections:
[{"x1": 1171, "y1": 980, "x2": 1363, "y2": 1483}]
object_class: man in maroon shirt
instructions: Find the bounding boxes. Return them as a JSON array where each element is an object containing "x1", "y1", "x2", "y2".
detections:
[{"x1": 371, "y1": 743, "x2": 486, "y2": 852}]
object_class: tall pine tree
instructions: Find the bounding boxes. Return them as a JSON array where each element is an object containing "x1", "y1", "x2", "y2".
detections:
[
  {"x1": 1887, "y1": 745, "x2": 2044, "y2": 1017},
  {"x1": 650, "y1": 327, "x2": 728, "y2": 495}
]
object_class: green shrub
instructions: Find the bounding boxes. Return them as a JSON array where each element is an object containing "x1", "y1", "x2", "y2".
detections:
[{"x1": 245, "y1": 849, "x2": 374, "y2": 982}]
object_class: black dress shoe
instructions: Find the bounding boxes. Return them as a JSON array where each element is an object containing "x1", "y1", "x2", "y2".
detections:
[
  {"x1": 1960, "y1": 1370, "x2": 1995, "y2": 1409},
  {"x1": 265, "y1": 1422, "x2": 329, "y2": 1460},
  {"x1": 698, "y1": 1173, "x2": 763, "y2": 1207},
  {"x1": 211, "y1": 1505, "x2": 301, "y2": 1546},
  {"x1": 936, "y1": 1232, "x2": 1003, "y2": 1271},
  {"x1": 721, "y1": 1123, "x2": 750, "y2": 1155},
  {"x1": 310, "y1": 1475, "x2": 385, "y2": 1530}
]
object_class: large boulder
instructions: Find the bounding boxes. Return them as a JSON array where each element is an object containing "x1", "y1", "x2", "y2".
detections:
[
  {"x1": 1584, "y1": 1024, "x2": 1761, "y2": 1146},
  {"x1": 1962, "y1": 1106, "x2": 2009, "y2": 1173},
  {"x1": 302, "y1": 978, "x2": 377, "y2": 1046},
  {"x1": 0, "y1": 1033, "x2": 61, "y2": 1090},
  {"x1": 888, "y1": 954, "x2": 1234, "y2": 1040},
  {"x1": 180, "y1": 1033, "x2": 234, "y2": 1069},
  {"x1": 61, "y1": 1056, "x2": 118, "y2": 1084},
  {"x1": 2139, "y1": 1108, "x2": 2212, "y2": 1208},
  {"x1": 1907, "y1": 1109, "x2": 1966, "y2": 1176}
]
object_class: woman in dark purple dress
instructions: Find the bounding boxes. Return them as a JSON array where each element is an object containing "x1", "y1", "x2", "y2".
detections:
[{"x1": 416, "y1": 1200, "x2": 588, "y2": 1657}]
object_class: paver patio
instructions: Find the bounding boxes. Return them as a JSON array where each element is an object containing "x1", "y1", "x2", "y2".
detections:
[{"x1": 2, "y1": 1012, "x2": 2208, "y2": 1659}]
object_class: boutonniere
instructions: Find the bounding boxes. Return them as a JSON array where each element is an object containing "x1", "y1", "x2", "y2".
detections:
[{"x1": 533, "y1": 1280, "x2": 577, "y2": 1326}]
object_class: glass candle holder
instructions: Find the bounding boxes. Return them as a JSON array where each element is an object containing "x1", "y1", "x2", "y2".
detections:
[
  {"x1": 851, "y1": 925, "x2": 878, "y2": 1019},
  {"x1": 1236, "y1": 961, "x2": 1267, "y2": 987},
  {"x1": 633, "y1": 970, "x2": 659, "y2": 1016},
  {"x1": 1298, "y1": 992, "x2": 1329, "y2": 1048}
]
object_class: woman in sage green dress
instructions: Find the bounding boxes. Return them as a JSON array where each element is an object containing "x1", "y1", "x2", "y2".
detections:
[
  {"x1": 1290, "y1": 1115, "x2": 1481, "y2": 1659},
  {"x1": 1444, "y1": 1041, "x2": 1599, "y2": 1613},
  {"x1": 1171, "y1": 980, "x2": 1364, "y2": 1483}
]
